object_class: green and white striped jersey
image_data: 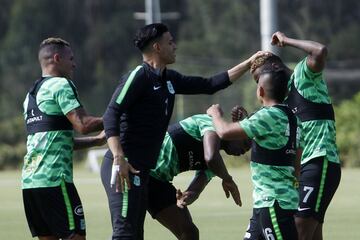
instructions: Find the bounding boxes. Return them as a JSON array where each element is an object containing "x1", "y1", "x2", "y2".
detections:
[
  {"x1": 290, "y1": 58, "x2": 340, "y2": 165},
  {"x1": 22, "y1": 77, "x2": 81, "y2": 189},
  {"x1": 240, "y1": 106, "x2": 300, "y2": 209}
]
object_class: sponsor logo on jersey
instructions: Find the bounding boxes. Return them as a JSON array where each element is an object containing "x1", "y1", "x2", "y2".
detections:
[
  {"x1": 74, "y1": 205, "x2": 84, "y2": 216},
  {"x1": 297, "y1": 207, "x2": 311, "y2": 212},
  {"x1": 285, "y1": 149, "x2": 296, "y2": 155},
  {"x1": 133, "y1": 175, "x2": 141, "y2": 186},
  {"x1": 26, "y1": 115, "x2": 43, "y2": 124},
  {"x1": 167, "y1": 81, "x2": 175, "y2": 94}
]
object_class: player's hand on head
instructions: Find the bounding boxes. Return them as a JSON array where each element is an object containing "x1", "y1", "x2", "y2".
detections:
[
  {"x1": 206, "y1": 104, "x2": 223, "y2": 117},
  {"x1": 271, "y1": 31, "x2": 286, "y2": 47},
  {"x1": 249, "y1": 51, "x2": 272, "y2": 65},
  {"x1": 231, "y1": 105, "x2": 248, "y2": 122},
  {"x1": 222, "y1": 177, "x2": 242, "y2": 207}
]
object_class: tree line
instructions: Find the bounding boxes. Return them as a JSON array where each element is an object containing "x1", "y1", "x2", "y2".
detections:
[{"x1": 1, "y1": 0, "x2": 359, "y2": 168}]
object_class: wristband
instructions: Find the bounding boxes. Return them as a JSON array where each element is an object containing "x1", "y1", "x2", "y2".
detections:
[{"x1": 110, "y1": 164, "x2": 120, "y2": 187}]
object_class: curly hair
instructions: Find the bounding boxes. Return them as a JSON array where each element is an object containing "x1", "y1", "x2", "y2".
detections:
[{"x1": 250, "y1": 54, "x2": 284, "y2": 74}]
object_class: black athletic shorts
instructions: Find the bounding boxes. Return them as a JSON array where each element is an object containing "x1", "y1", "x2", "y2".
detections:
[
  {"x1": 101, "y1": 155, "x2": 150, "y2": 240},
  {"x1": 22, "y1": 181, "x2": 86, "y2": 238},
  {"x1": 295, "y1": 156, "x2": 341, "y2": 223},
  {"x1": 244, "y1": 201, "x2": 298, "y2": 240},
  {"x1": 147, "y1": 176, "x2": 177, "y2": 218}
]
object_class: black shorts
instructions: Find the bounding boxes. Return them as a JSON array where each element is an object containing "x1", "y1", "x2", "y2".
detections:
[
  {"x1": 295, "y1": 157, "x2": 341, "y2": 223},
  {"x1": 244, "y1": 201, "x2": 298, "y2": 240},
  {"x1": 147, "y1": 176, "x2": 177, "y2": 218},
  {"x1": 101, "y1": 155, "x2": 149, "y2": 240},
  {"x1": 22, "y1": 181, "x2": 86, "y2": 238}
]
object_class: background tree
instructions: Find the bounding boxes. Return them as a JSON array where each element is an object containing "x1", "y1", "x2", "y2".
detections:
[{"x1": 0, "y1": 0, "x2": 359, "y2": 168}]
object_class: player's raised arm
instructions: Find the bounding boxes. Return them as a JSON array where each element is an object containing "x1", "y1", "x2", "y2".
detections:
[{"x1": 271, "y1": 31, "x2": 327, "y2": 73}]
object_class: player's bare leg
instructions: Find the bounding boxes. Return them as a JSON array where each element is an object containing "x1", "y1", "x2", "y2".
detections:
[
  {"x1": 155, "y1": 204, "x2": 199, "y2": 240},
  {"x1": 295, "y1": 216, "x2": 319, "y2": 240},
  {"x1": 312, "y1": 223, "x2": 323, "y2": 240}
]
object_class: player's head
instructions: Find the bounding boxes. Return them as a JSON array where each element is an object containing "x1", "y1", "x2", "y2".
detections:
[
  {"x1": 256, "y1": 69, "x2": 290, "y2": 104},
  {"x1": 134, "y1": 23, "x2": 176, "y2": 64},
  {"x1": 251, "y1": 54, "x2": 289, "y2": 83},
  {"x1": 38, "y1": 37, "x2": 75, "y2": 79}
]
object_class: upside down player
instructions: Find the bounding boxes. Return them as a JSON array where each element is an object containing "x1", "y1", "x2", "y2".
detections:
[{"x1": 147, "y1": 110, "x2": 250, "y2": 240}]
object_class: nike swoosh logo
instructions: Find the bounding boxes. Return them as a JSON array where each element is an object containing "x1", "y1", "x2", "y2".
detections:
[
  {"x1": 298, "y1": 207, "x2": 311, "y2": 211},
  {"x1": 153, "y1": 86, "x2": 161, "y2": 90}
]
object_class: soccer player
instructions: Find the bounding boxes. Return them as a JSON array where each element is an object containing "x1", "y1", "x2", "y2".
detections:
[
  {"x1": 102, "y1": 22, "x2": 269, "y2": 240},
  {"x1": 251, "y1": 32, "x2": 341, "y2": 240},
  {"x1": 22, "y1": 38, "x2": 105, "y2": 240},
  {"x1": 207, "y1": 69, "x2": 301, "y2": 240},
  {"x1": 145, "y1": 111, "x2": 250, "y2": 240}
]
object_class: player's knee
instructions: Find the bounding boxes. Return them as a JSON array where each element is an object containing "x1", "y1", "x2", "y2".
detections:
[{"x1": 295, "y1": 217, "x2": 317, "y2": 240}]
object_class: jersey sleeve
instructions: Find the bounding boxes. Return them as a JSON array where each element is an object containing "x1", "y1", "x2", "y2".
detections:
[
  {"x1": 294, "y1": 57, "x2": 323, "y2": 82},
  {"x1": 169, "y1": 70, "x2": 231, "y2": 94},
  {"x1": 196, "y1": 115, "x2": 216, "y2": 137},
  {"x1": 239, "y1": 108, "x2": 270, "y2": 139},
  {"x1": 239, "y1": 107, "x2": 288, "y2": 140},
  {"x1": 103, "y1": 66, "x2": 146, "y2": 138},
  {"x1": 53, "y1": 78, "x2": 81, "y2": 115}
]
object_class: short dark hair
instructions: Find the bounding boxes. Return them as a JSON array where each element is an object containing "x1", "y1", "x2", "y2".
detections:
[
  {"x1": 38, "y1": 37, "x2": 70, "y2": 62},
  {"x1": 133, "y1": 23, "x2": 169, "y2": 52},
  {"x1": 260, "y1": 69, "x2": 289, "y2": 102}
]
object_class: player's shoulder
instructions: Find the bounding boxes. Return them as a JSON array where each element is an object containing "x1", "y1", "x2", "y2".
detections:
[
  {"x1": 121, "y1": 65, "x2": 146, "y2": 82},
  {"x1": 41, "y1": 77, "x2": 73, "y2": 92},
  {"x1": 165, "y1": 68, "x2": 182, "y2": 80},
  {"x1": 252, "y1": 106, "x2": 286, "y2": 122}
]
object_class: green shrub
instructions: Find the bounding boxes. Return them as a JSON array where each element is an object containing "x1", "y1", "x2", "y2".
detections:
[
  {"x1": 0, "y1": 116, "x2": 26, "y2": 169},
  {"x1": 335, "y1": 92, "x2": 360, "y2": 167}
]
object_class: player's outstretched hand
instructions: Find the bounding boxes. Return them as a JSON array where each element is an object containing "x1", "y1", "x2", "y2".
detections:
[
  {"x1": 96, "y1": 130, "x2": 107, "y2": 146},
  {"x1": 222, "y1": 177, "x2": 242, "y2": 206},
  {"x1": 271, "y1": 31, "x2": 287, "y2": 47},
  {"x1": 249, "y1": 51, "x2": 272, "y2": 65}
]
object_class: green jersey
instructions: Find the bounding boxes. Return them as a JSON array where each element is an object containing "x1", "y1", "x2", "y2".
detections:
[
  {"x1": 240, "y1": 106, "x2": 300, "y2": 209},
  {"x1": 290, "y1": 58, "x2": 340, "y2": 165},
  {"x1": 22, "y1": 77, "x2": 81, "y2": 189},
  {"x1": 150, "y1": 114, "x2": 215, "y2": 182}
]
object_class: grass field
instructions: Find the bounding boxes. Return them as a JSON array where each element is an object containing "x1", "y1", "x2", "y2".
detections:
[{"x1": 1, "y1": 167, "x2": 359, "y2": 239}]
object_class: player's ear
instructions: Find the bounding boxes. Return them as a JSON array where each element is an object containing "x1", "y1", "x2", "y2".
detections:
[
  {"x1": 53, "y1": 53, "x2": 61, "y2": 63},
  {"x1": 152, "y1": 42, "x2": 161, "y2": 52},
  {"x1": 259, "y1": 86, "x2": 265, "y2": 98}
]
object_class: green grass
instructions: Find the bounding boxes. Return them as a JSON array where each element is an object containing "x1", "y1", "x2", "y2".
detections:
[{"x1": 1, "y1": 167, "x2": 359, "y2": 239}]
